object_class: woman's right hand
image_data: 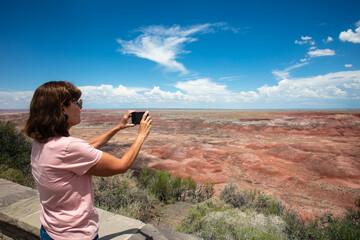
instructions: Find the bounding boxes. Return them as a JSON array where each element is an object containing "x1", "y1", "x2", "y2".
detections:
[{"x1": 138, "y1": 111, "x2": 152, "y2": 139}]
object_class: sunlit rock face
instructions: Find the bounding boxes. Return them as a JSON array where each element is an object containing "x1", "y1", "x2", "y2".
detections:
[{"x1": 2, "y1": 109, "x2": 360, "y2": 220}]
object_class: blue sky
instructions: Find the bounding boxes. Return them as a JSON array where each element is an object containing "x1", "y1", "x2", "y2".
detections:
[{"x1": 1, "y1": 0, "x2": 360, "y2": 109}]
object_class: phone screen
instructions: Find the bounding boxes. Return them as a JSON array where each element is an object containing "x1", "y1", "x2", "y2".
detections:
[{"x1": 131, "y1": 112, "x2": 145, "y2": 125}]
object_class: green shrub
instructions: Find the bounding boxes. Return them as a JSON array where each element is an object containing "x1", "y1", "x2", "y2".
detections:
[
  {"x1": 321, "y1": 212, "x2": 360, "y2": 240},
  {"x1": 0, "y1": 164, "x2": 31, "y2": 186},
  {"x1": 283, "y1": 200, "x2": 360, "y2": 240},
  {"x1": 93, "y1": 170, "x2": 158, "y2": 222},
  {"x1": 177, "y1": 198, "x2": 287, "y2": 240},
  {"x1": 282, "y1": 210, "x2": 325, "y2": 240},
  {"x1": 220, "y1": 182, "x2": 285, "y2": 216},
  {"x1": 194, "y1": 180, "x2": 215, "y2": 202},
  {"x1": 220, "y1": 182, "x2": 360, "y2": 239},
  {"x1": 0, "y1": 121, "x2": 34, "y2": 187},
  {"x1": 220, "y1": 182, "x2": 248, "y2": 208},
  {"x1": 255, "y1": 191, "x2": 285, "y2": 216},
  {"x1": 276, "y1": 198, "x2": 360, "y2": 240},
  {"x1": 176, "y1": 198, "x2": 232, "y2": 235},
  {"x1": 139, "y1": 168, "x2": 198, "y2": 202},
  {"x1": 151, "y1": 170, "x2": 173, "y2": 201}
]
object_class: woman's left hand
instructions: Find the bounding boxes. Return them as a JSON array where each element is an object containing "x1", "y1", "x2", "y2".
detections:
[{"x1": 116, "y1": 110, "x2": 135, "y2": 130}]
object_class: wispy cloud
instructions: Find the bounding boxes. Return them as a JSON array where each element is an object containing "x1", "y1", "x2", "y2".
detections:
[
  {"x1": 219, "y1": 76, "x2": 244, "y2": 81},
  {"x1": 339, "y1": 20, "x2": 360, "y2": 43},
  {"x1": 272, "y1": 62, "x2": 309, "y2": 80},
  {"x1": 117, "y1": 23, "x2": 236, "y2": 74},
  {"x1": 345, "y1": 64, "x2": 353, "y2": 68}
]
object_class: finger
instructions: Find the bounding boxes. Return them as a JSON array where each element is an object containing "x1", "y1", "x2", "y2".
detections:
[
  {"x1": 142, "y1": 111, "x2": 149, "y2": 121},
  {"x1": 144, "y1": 115, "x2": 152, "y2": 122},
  {"x1": 127, "y1": 110, "x2": 136, "y2": 117},
  {"x1": 123, "y1": 111, "x2": 133, "y2": 121}
]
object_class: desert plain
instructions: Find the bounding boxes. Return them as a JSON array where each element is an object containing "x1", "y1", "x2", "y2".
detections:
[{"x1": 1, "y1": 109, "x2": 360, "y2": 220}]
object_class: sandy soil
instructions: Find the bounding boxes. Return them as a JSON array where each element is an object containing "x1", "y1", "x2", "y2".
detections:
[{"x1": 2, "y1": 109, "x2": 360, "y2": 221}]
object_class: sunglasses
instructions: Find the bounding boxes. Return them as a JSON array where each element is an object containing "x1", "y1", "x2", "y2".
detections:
[{"x1": 73, "y1": 99, "x2": 83, "y2": 108}]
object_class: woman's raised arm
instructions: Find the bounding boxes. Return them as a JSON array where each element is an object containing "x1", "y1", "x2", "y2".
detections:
[
  {"x1": 86, "y1": 112, "x2": 151, "y2": 176},
  {"x1": 88, "y1": 110, "x2": 135, "y2": 149}
]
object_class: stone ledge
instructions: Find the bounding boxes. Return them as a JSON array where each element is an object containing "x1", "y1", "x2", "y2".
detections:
[
  {"x1": 0, "y1": 179, "x2": 200, "y2": 240},
  {"x1": 0, "y1": 179, "x2": 38, "y2": 209}
]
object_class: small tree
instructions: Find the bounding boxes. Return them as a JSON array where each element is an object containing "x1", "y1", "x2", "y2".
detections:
[{"x1": 0, "y1": 121, "x2": 33, "y2": 187}]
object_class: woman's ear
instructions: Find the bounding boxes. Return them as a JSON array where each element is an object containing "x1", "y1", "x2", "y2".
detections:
[{"x1": 62, "y1": 104, "x2": 69, "y2": 116}]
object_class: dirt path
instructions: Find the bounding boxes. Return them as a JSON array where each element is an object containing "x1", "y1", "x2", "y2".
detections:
[{"x1": 149, "y1": 201, "x2": 194, "y2": 230}]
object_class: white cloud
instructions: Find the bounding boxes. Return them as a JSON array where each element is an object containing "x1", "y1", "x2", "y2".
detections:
[
  {"x1": 117, "y1": 23, "x2": 235, "y2": 74},
  {"x1": 144, "y1": 86, "x2": 192, "y2": 102},
  {"x1": 343, "y1": 76, "x2": 360, "y2": 90},
  {"x1": 323, "y1": 36, "x2": 333, "y2": 43},
  {"x1": 0, "y1": 90, "x2": 33, "y2": 109},
  {"x1": 258, "y1": 71, "x2": 360, "y2": 100},
  {"x1": 345, "y1": 64, "x2": 353, "y2": 68},
  {"x1": 339, "y1": 20, "x2": 360, "y2": 43},
  {"x1": 79, "y1": 84, "x2": 146, "y2": 104},
  {"x1": 307, "y1": 48, "x2": 335, "y2": 57},
  {"x1": 175, "y1": 78, "x2": 227, "y2": 95},
  {"x1": 1, "y1": 71, "x2": 360, "y2": 109},
  {"x1": 295, "y1": 36, "x2": 315, "y2": 45},
  {"x1": 81, "y1": 71, "x2": 359, "y2": 106},
  {"x1": 175, "y1": 78, "x2": 230, "y2": 102},
  {"x1": 302, "y1": 36, "x2": 312, "y2": 41}
]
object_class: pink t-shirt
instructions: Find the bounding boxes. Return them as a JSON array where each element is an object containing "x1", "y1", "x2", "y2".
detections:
[{"x1": 31, "y1": 136, "x2": 102, "y2": 240}]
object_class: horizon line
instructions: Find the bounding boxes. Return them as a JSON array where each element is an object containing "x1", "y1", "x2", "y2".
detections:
[{"x1": 1, "y1": 108, "x2": 360, "y2": 111}]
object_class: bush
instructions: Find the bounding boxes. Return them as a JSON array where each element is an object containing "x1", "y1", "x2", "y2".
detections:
[
  {"x1": 220, "y1": 182, "x2": 360, "y2": 239},
  {"x1": 0, "y1": 164, "x2": 31, "y2": 186},
  {"x1": 194, "y1": 180, "x2": 215, "y2": 202},
  {"x1": 220, "y1": 182, "x2": 285, "y2": 216},
  {"x1": 177, "y1": 198, "x2": 287, "y2": 240},
  {"x1": 220, "y1": 182, "x2": 248, "y2": 208},
  {"x1": 151, "y1": 170, "x2": 173, "y2": 201},
  {"x1": 93, "y1": 170, "x2": 158, "y2": 222},
  {"x1": 283, "y1": 199, "x2": 360, "y2": 240},
  {"x1": 139, "y1": 168, "x2": 198, "y2": 202},
  {"x1": 0, "y1": 121, "x2": 34, "y2": 187}
]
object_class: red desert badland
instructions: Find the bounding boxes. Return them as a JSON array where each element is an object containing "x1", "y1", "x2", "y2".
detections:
[{"x1": 1, "y1": 109, "x2": 360, "y2": 220}]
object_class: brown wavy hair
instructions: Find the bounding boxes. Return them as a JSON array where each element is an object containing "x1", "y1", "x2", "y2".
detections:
[{"x1": 24, "y1": 81, "x2": 81, "y2": 143}]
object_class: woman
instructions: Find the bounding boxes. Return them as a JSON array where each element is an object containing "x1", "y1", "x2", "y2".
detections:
[{"x1": 24, "y1": 81, "x2": 152, "y2": 240}]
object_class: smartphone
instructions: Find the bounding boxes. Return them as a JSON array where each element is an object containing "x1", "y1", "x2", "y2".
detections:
[{"x1": 131, "y1": 112, "x2": 146, "y2": 125}]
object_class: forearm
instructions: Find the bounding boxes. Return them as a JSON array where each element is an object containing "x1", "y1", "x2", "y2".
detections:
[
  {"x1": 86, "y1": 112, "x2": 151, "y2": 177},
  {"x1": 89, "y1": 125, "x2": 121, "y2": 149},
  {"x1": 87, "y1": 134, "x2": 146, "y2": 176},
  {"x1": 118, "y1": 135, "x2": 146, "y2": 173}
]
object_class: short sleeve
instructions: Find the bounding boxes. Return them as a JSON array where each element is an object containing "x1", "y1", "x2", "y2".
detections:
[{"x1": 64, "y1": 138, "x2": 103, "y2": 175}]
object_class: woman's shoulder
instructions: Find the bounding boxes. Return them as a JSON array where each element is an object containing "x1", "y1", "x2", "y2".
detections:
[
  {"x1": 42, "y1": 136, "x2": 87, "y2": 147},
  {"x1": 60, "y1": 136, "x2": 89, "y2": 145}
]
